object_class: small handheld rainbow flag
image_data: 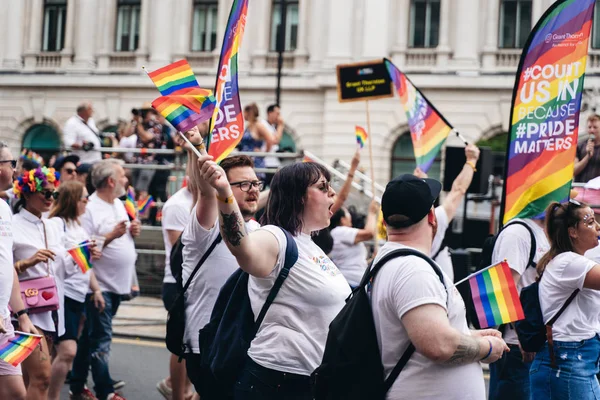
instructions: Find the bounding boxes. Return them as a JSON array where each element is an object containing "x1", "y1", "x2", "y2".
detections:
[
  {"x1": 355, "y1": 126, "x2": 368, "y2": 149},
  {"x1": 125, "y1": 186, "x2": 137, "y2": 221},
  {"x1": 147, "y1": 59, "x2": 199, "y2": 96},
  {"x1": 138, "y1": 195, "x2": 155, "y2": 214},
  {"x1": 68, "y1": 241, "x2": 93, "y2": 273},
  {"x1": 151, "y1": 87, "x2": 216, "y2": 133},
  {"x1": 460, "y1": 261, "x2": 524, "y2": 329},
  {"x1": 0, "y1": 331, "x2": 42, "y2": 366}
]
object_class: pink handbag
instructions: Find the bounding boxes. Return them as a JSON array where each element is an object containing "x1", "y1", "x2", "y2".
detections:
[{"x1": 18, "y1": 221, "x2": 59, "y2": 314}]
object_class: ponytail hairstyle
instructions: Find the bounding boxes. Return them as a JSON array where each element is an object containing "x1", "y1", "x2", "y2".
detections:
[{"x1": 537, "y1": 200, "x2": 587, "y2": 276}]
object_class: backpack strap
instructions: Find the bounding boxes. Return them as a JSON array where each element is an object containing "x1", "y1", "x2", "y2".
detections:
[
  {"x1": 253, "y1": 228, "x2": 299, "y2": 331},
  {"x1": 180, "y1": 233, "x2": 222, "y2": 296},
  {"x1": 500, "y1": 221, "x2": 537, "y2": 269},
  {"x1": 364, "y1": 249, "x2": 446, "y2": 393},
  {"x1": 546, "y1": 288, "x2": 580, "y2": 367}
]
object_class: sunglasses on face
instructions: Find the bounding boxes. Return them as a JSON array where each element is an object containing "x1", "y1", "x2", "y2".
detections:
[
  {"x1": 63, "y1": 168, "x2": 77, "y2": 175},
  {"x1": 0, "y1": 160, "x2": 16, "y2": 169},
  {"x1": 40, "y1": 190, "x2": 59, "y2": 200},
  {"x1": 230, "y1": 180, "x2": 264, "y2": 192}
]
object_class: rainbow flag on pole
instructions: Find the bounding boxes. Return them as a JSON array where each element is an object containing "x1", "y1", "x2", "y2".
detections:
[
  {"x1": 138, "y1": 195, "x2": 155, "y2": 214},
  {"x1": 501, "y1": 0, "x2": 595, "y2": 224},
  {"x1": 207, "y1": 0, "x2": 249, "y2": 163},
  {"x1": 468, "y1": 261, "x2": 524, "y2": 329},
  {"x1": 356, "y1": 126, "x2": 368, "y2": 149},
  {"x1": 384, "y1": 59, "x2": 453, "y2": 173},
  {"x1": 0, "y1": 331, "x2": 42, "y2": 366},
  {"x1": 152, "y1": 88, "x2": 216, "y2": 133},
  {"x1": 147, "y1": 59, "x2": 199, "y2": 96},
  {"x1": 125, "y1": 186, "x2": 137, "y2": 221},
  {"x1": 68, "y1": 241, "x2": 93, "y2": 274}
]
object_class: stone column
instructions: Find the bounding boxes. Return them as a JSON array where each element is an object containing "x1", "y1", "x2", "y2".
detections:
[
  {"x1": 532, "y1": 0, "x2": 545, "y2": 23},
  {"x1": 293, "y1": 0, "x2": 309, "y2": 68},
  {"x1": 174, "y1": 0, "x2": 193, "y2": 57},
  {"x1": 390, "y1": 0, "x2": 409, "y2": 67},
  {"x1": 23, "y1": 0, "x2": 44, "y2": 70},
  {"x1": 361, "y1": 0, "x2": 389, "y2": 59},
  {"x1": 71, "y1": 0, "x2": 97, "y2": 71},
  {"x1": 435, "y1": 0, "x2": 451, "y2": 70},
  {"x1": 3, "y1": 0, "x2": 26, "y2": 69},
  {"x1": 61, "y1": 0, "x2": 76, "y2": 68},
  {"x1": 148, "y1": 0, "x2": 173, "y2": 67},
  {"x1": 250, "y1": 0, "x2": 271, "y2": 71},
  {"x1": 481, "y1": 0, "x2": 499, "y2": 71},
  {"x1": 136, "y1": 0, "x2": 150, "y2": 67},
  {"x1": 451, "y1": 0, "x2": 480, "y2": 72},
  {"x1": 323, "y1": 0, "x2": 354, "y2": 68},
  {"x1": 96, "y1": 0, "x2": 117, "y2": 71}
]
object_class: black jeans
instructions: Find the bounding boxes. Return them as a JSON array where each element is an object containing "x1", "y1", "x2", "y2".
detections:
[{"x1": 234, "y1": 357, "x2": 312, "y2": 400}]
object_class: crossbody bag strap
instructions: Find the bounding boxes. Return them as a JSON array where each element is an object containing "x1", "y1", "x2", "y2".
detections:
[
  {"x1": 546, "y1": 288, "x2": 580, "y2": 367},
  {"x1": 180, "y1": 234, "x2": 222, "y2": 295},
  {"x1": 253, "y1": 228, "x2": 299, "y2": 331},
  {"x1": 41, "y1": 220, "x2": 50, "y2": 277}
]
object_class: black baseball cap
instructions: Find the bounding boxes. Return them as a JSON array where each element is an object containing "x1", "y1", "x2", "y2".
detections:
[
  {"x1": 381, "y1": 174, "x2": 442, "y2": 228},
  {"x1": 76, "y1": 163, "x2": 93, "y2": 174},
  {"x1": 53, "y1": 155, "x2": 80, "y2": 171}
]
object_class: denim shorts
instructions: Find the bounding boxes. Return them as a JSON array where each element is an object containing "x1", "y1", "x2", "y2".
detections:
[
  {"x1": 58, "y1": 296, "x2": 85, "y2": 342},
  {"x1": 530, "y1": 335, "x2": 600, "y2": 399}
]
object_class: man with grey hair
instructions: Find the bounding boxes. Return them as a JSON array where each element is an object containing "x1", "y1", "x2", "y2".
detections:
[
  {"x1": 0, "y1": 142, "x2": 16, "y2": 203},
  {"x1": 63, "y1": 102, "x2": 102, "y2": 164},
  {"x1": 70, "y1": 159, "x2": 140, "y2": 400}
]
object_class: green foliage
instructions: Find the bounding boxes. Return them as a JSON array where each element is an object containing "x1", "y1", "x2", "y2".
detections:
[{"x1": 477, "y1": 132, "x2": 508, "y2": 152}]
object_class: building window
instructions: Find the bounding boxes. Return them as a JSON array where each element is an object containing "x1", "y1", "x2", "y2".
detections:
[
  {"x1": 115, "y1": 0, "x2": 141, "y2": 52},
  {"x1": 499, "y1": 0, "x2": 532, "y2": 49},
  {"x1": 42, "y1": 0, "x2": 67, "y2": 52},
  {"x1": 409, "y1": 0, "x2": 440, "y2": 48},
  {"x1": 191, "y1": 0, "x2": 218, "y2": 52},
  {"x1": 592, "y1": 1, "x2": 600, "y2": 49},
  {"x1": 269, "y1": 0, "x2": 299, "y2": 52},
  {"x1": 391, "y1": 133, "x2": 441, "y2": 180}
]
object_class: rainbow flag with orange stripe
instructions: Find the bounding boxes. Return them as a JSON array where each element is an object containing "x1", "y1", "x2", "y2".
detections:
[
  {"x1": 152, "y1": 87, "x2": 216, "y2": 133},
  {"x1": 355, "y1": 126, "x2": 368, "y2": 149},
  {"x1": 147, "y1": 59, "x2": 199, "y2": 96},
  {"x1": 0, "y1": 331, "x2": 42, "y2": 366},
  {"x1": 138, "y1": 195, "x2": 155, "y2": 214},
  {"x1": 501, "y1": 0, "x2": 595, "y2": 224},
  {"x1": 469, "y1": 261, "x2": 524, "y2": 329},
  {"x1": 385, "y1": 59, "x2": 452, "y2": 173},
  {"x1": 68, "y1": 241, "x2": 93, "y2": 273},
  {"x1": 207, "y1": 0, "x2": 249, "y2": 163},
  {"x1": 125, "y1": 186, "x2": 137, "y2": 221}
]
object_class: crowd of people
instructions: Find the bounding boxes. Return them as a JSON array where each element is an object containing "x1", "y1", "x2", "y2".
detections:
[{"x1": 1, "y1": 104, "x2": 600, "y2": 400}]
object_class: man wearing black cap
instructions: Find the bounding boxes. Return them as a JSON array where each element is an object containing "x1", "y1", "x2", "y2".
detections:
[
  {"x1": 370, "y1": 174, "x2": 508, "y2": 399},
  {"x1": 53, "y1": 154, "x2": 80, "y2": 184}
]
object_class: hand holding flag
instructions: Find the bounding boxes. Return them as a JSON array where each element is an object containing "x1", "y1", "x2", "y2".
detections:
[
  {"x1": 67, "y1": 241, "x2": 94, "y2": 274},
  {"x1": 0, "y1": 331, "x2": 42, "y2": 366},
  {"x1": 125, "y1": 186, "x2": 137, "y2": 221}
]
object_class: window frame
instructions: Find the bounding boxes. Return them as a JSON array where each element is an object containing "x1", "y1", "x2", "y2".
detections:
[
  {"x1": 408, "y1": 0, "x2": 440, "y2": 49},
  {"x1": 269, "y1": 0, "x2": 299, "y2": 52},
  {"x1": 191, "y1": 0, "x2": 219, "y2": 52},
  {"x1": 391, "y1": 133, "x2": 442, "y2": 181},
  {"x1": 498, "y1": 0, "x2": 532, "y2": 49},
  {"x1": 115, "y1": 0, "x2": 141, "y2": 52},
  {"x1": 42, "y1": 0, "x2": 67, "y2": 52}
]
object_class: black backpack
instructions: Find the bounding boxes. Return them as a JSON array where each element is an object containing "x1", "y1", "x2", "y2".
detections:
[
  {"x1": 165, "y1": 234, "x2": 222, "y2": 357},
  {"x1": 467, "y1": 220, "x2": 537, "y2": 329},
  {"x1": 170, "y1": 234, "x2": 185, "y2": 286},
  {"x1": 197, "y1": 228, "x2": 298, "y2": 399},
  {"x1": 311, "y1": 248, "x2": 446, "y2": 400}
]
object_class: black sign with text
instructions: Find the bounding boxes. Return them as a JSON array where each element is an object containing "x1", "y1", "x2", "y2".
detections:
[{"x1": 336, "y1": 60, "x2": 394, "y2": 103}]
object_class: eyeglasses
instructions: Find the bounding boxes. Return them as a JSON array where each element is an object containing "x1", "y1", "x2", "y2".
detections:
[
  {"x1": 80, "y1": 195, "x2": 89, "y2": 201},
  {"x1": 41, "y1": 190, "x2": 59, "y2": 200},
  {"x1": 315, "y1": 181, "x2": 331, "y2": 193},
  {"x1": 230, "y1": 180, "x2": 264, "y2": 192},
  {"x1": 63, "y1": 168, "x2": 77, "y2": 175},
  {"x1": 0, "y1": 160, "x2": 16, "y2": 169}
]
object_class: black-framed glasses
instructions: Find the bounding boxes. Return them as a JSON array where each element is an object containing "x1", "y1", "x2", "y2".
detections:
[
  {"x1": 41, "y1": 190, "x2": 59, "y2": 200},
  {"x1": 0, "y1": 160, "x2": 16, "y2": 169},
  {"x1": 315, "y1": 181, "x2": 331, "y2": 193},
  {"x1": 230, "y1": 180, "x2": 264, "y2": 192}
]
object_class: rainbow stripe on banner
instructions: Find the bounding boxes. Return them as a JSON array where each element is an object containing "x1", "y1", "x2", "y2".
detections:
[
  {"x1": 469, "y1": 261, "x2": 525, "y2": 329},
  {"x1": 501, "y1": 0, "x2": 596, "y2": 224},
  {"x1": 207, "y1": 0, "x2": 249, "y2": 163},
  {"x1": 0, "y1": 331, "x2": 42, "y2": 366},
  {"x1": 138, "y1": 195, "x2": 155, "y2": 214},
  {"x1": 147, "y1": 60, "x2": 199, "y2": 96},
  {"x1": 152, "y1": 87, "x2": 216, "y2": 133},
  {"x1": 68, "y1": 241, "x2": 93, "y2": 274},
  {"x1": 356, "y1": 126, "x2": 368, "y2": 149},
  {"x1": 385, "y1": 59, "x2": 453, "y2": 173},
  {"x1": 125, "y1": 186, "x2": 137, "y2": 221}
]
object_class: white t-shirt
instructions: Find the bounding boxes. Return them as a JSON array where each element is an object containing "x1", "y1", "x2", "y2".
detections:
[
  {"x1": 432, "y1": 206, "x2": 453, "y2": 280},
  {"x1": 492, "y1": 218, "x2": 549, "y2": 345},
  {"x1": 0, "y1": 201, "x2": 13, "y2": 318},
  {"x1": 539, "y1": 252, "x2": 599, "y2": 341},
  {"x1": 12, "y1": 209, "x2": 66, "y2": 335},
  {"x1": 328, "y1": 226, "x2": 368, "y2": 287},
  {"x1": 247, "y1": 226, "x2": 352, "y2": 376},
  {"x1": 119, "y1": 135, "x2": 138, "y2": 163},
  {"x1": 370, "y1": 242, "x2": 485, "y2": 400},
  {"x1": 181, "y1": 212, "x2": 260, "y2": 353},
  {"x1": 161, "y1": 188, "x2": 194, "y2": 284},
  {"x1": 260, "y1": 119, "x2": 280, "y2": 168},
  {"x1": 62, "y1": 115, "x2": 102, "y2": 164},
  {"x1": 81, "y1": 193, "x2": 137, "y2": 295},
  {"x1": 584, "y1": 241, "x2": 600, "y2": 262},
  {"x1": 53, "y1": 218, "x2": 92, "y2": 303}
]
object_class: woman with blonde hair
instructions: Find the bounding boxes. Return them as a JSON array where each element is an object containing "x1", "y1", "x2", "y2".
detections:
[{"x1": 47, "y1": 180, "x2": 104, "y2": 400}]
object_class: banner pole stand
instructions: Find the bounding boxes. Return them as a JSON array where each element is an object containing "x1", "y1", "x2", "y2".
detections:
[{"x1": 365, "y1": 100, "x2": 378, "y2": 252}]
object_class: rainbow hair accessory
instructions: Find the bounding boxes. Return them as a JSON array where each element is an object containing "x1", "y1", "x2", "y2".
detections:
[
  {"x1": 13, "y1": 167, "x2": 60, "y2": 199},
  {"x1": 20, "y1": 149, "x2": 44, "y2": 167}
]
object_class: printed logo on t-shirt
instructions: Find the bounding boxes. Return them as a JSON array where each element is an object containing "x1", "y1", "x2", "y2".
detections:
[
  {"x1": 312, "y1": 255, "x2": 341, "y2": 276},
  {"x1": 0, "y1": 218, "x2": 11, "y2": 238}
]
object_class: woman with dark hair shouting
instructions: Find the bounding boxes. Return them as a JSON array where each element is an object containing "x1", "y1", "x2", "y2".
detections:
[
  {"x1": 530, "y1": 200, "x2": 600, "y2": 399},
  {"x1": 196, "y1": 156, "x2": 351, "y2": 400}
]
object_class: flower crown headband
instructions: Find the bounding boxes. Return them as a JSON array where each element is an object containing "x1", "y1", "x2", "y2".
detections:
[
  {"x1": 13, "y1": 167, "x2": 60, "y2": 199},
  {"x1": 20, "y1": 149, "x2": 44, "y2": 167}
]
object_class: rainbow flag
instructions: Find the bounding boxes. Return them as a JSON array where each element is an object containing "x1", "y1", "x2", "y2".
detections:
[
  {"x1": 138, "y1": 195, "x2": 155, "y2": 214},
  {"x1": 147, "y1": 59, "x2": 199, "y2": 96},
  {"x1": 469, "y1": 261, "x2": 524, "y2": 329},
  {"x1": 125, "y1": 186, "x2": 137, "y2": 221},
  {"x1": 68, "y1": 241, "x2": 93, "y2": 273},
  {"x1": 356, "y1": 126, "x2": 368, "y2": 149},
  {"x1": 0, "y1": 331, "x2": 42, "y2": 366},
  {"x1": 152, "y1": 87, "x2": 216, "y2": 132},
  {"x1": 384, "y1": 59, "x2": 453, "y2": 173},
  {"x1": 207, "y1": 0, "x2": 249, "y2": 163},
  {"x1": 501, "y1": 0, "x2": 595, "y2": 224}
]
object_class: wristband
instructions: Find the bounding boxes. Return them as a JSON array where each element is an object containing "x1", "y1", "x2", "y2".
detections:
[
  {"x1": 466, "y1": 161, "x2": 477, "y2": 172},
  {"x1": 216, "y1": 194, "x2": 234, "y2": 204},
  {"x1": 13, "y1": 309, "x2": 29, "y2": 318},
  {"x1": 480, "y1": 338, "x2": 493, "y2": 361}
]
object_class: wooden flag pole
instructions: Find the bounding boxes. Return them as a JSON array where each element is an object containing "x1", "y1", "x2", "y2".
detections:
[{"x1": 365, "y1": 100, "x2": 379, "y2": 251}]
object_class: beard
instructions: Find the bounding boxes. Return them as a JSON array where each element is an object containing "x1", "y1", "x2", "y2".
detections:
[{"x1": 114, "y1": 184, "x2": 126, "y2": 198}]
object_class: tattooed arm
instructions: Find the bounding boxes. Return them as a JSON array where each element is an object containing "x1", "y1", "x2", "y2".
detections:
[{"x1": 401, "y1": 304, "x2": 508, "y2": 365}]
